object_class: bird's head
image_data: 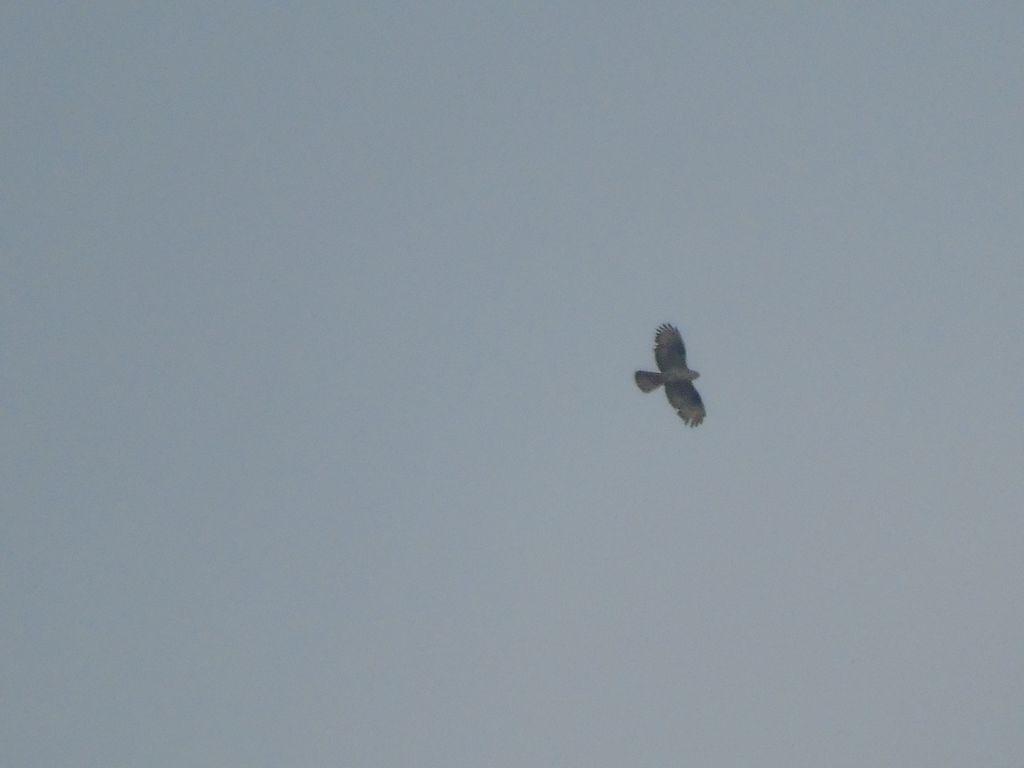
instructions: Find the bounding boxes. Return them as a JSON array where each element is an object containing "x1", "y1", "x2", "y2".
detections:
[{"x1": 690, "y1": 370, "x2": 700, "y2": 380}]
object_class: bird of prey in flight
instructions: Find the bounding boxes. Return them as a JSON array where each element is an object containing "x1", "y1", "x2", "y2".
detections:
[{"x1": 634, "y1": 323, "x2": 706, "y2": 427}]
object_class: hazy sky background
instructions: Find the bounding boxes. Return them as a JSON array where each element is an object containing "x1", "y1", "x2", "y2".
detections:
[{"x1": 4, "y1": 3, "x2": 1023, "y2": 766}]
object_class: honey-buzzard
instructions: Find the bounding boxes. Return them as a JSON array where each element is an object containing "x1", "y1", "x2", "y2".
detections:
[{"x1": 634, "y1": 323, "x2": 706, "y2": 427}]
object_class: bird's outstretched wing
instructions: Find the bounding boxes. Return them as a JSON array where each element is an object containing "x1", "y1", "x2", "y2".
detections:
[
  {"x1": 665, "y1": 381, "x2": 705, "y2": 427},
  {"x1": 654, "y1": 323, "x2": 687, "y2": 372}
]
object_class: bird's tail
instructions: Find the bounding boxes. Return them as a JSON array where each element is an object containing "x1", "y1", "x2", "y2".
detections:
[{"x1": 634, "y1": 370, "x2": 664, "y2": 392}]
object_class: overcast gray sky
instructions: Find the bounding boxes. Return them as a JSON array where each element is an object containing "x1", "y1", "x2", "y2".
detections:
[{"x1": 4, "y1": 3, "x2": 1023, "y2": 766}]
